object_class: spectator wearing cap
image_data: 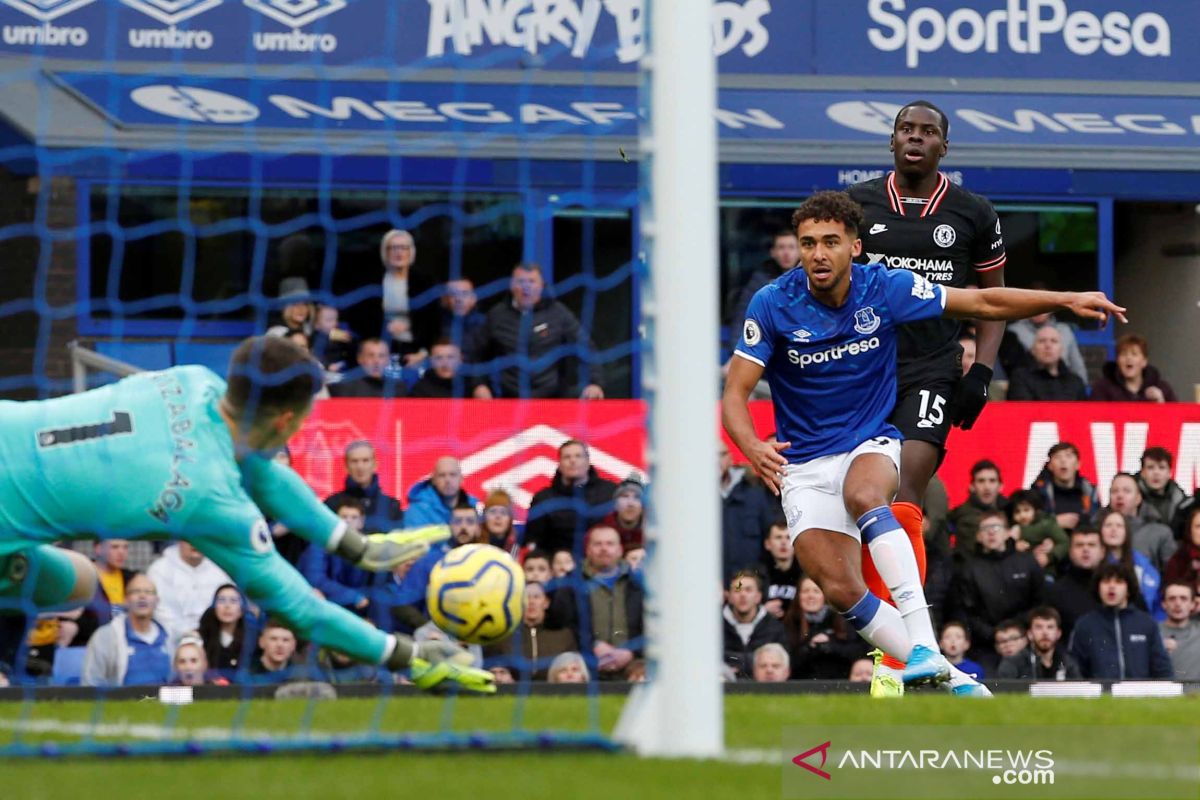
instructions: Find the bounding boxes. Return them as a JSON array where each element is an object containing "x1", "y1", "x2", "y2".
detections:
[
  {"x1": 481, "y1": 489, "x2": 518, "y2": 551},
  {"x1": 378, "y1": 229, "x2": 439, "y2": 366},
  {"x1": 408, "y1": 339, "x2": 492, "y2": 399},
  {"x1": 1007, "y1": 325, "x2": 1088, "y2": 401},
  {"x1": 1090, "y1": 334, "x2": 1177, "y2": 402},
  {"x1": 525, "y1": 440, "x2": 618, "y2": 555},
  {"x1": 266, "y1": 276, "x2": 314, "y2": 339},
  {"x1": 323, "y1": 440, "x2": 404, "y2": 534},
  {"x1": 1068, "y1": 562, "x2": 1173, "y2": 679},
  {"x1": 464, "y1": 263, "x2": 605, "y2": 399},
  {"x1": 603, "y1": 475, "x2": 644, "y2": 551},
  {"x1": 1032, "y1": 442, "x2": 1100, "y2": 533}
]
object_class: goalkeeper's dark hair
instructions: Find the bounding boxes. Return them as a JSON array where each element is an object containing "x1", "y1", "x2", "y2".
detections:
[
  {"x1": 226, "y1": 335, "x2": 324, "y2": 425},
  {"x1": 791, "y1": 191, "x2": 864, "y2": 238}
]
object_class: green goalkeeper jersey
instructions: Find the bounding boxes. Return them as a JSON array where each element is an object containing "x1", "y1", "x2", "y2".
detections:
[{"x1": 0, "y1": 366, "x2": 392, "y2": 664}]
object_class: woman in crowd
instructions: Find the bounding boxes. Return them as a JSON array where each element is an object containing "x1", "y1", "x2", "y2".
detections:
[
  {"x1": 546, "y1": 651, "x2": 590, "y2": 684},
  {"x1": 171, "y1": 635, "x2": 228, "y2": 687},
  {"x1": 781, "y1": 577, "x2": 866, "y2": 680},
  {"x1": 379, "y1": 229, "x2": 438, "y2": 366},
  {"x1": 198, "y1": 584, "x2": 248, "y2": 680},
  {"x1": 482, "y1": 489, "x2": 518, "y2": 553},
  {"x1": 1098, "y1": 509, "x2": 1161, "y2": 617}
]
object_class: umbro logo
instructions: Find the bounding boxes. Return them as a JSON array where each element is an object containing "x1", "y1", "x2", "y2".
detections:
[
  {"x1": 869, "y1": 223, "x2": 888, "y2": 235},
  {"x1": 244, "y1": 0, "x2": 345, "y2": 28},
  {"x1": 791, "y1": 329, "x2": 813, "y2": 343}
]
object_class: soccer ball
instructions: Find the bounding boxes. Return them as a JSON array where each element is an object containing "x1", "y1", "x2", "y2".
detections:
[{"x1": 426, "y1": 543, "x2": 525, "y2": 645}]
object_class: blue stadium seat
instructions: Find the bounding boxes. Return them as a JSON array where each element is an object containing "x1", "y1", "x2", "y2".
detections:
[
  {"x1": 174, "y1": 342, "x2": 237, "y2": 375},
  {"x1": 94, "y1": 341, "x2": 173, "y2": 372},
  {"x1": 50, "y1": 646, "x2": 87, "y2": 687}
]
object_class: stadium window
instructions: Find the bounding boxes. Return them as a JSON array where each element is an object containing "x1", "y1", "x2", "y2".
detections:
[{"x1": 995, "y1": 203, "x2": 1100, "y2": 325}]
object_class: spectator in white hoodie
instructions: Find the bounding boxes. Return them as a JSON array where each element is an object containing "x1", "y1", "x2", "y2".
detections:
[{"x1": 147, "y1": 541, "x2": 232, "y2": 645}]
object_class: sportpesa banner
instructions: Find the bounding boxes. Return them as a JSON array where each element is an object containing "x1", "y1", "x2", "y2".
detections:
[
  {"x1": 289, "y1": 400, "x2": 1199, "y2": 519},
  {"x1": 0, "y1": 0, "x2": 1188, "y2": 81}
]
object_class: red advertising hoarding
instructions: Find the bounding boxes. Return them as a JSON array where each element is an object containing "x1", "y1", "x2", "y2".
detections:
[{"x1": 291, "y1": 400, "x2": 1199, "y2": 513}]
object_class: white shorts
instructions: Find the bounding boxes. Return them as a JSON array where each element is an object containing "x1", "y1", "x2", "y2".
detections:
[{"x1": 780, "y1": 436, "x2": 902, "y2": 543}]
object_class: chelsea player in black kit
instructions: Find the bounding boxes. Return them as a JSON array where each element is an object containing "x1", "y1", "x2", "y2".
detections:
[{"x1": 848, "y1": 100, "x2": 1007, "y2": 684}]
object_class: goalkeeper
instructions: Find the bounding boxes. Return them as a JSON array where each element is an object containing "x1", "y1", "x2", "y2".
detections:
[{"x1": 0, "y1": 336, "x2": 493, "y2": 693}]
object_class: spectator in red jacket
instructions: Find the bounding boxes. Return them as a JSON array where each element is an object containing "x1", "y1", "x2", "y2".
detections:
[
  {"x1": 1090, "y1": 334, "x2": 1177, "y2": 402},
  {"x1": 602, "y1": 475, "x2": 644, "y2": 550},
  {"x1": 1164, "y1": 507, "x2": 1200, "y2": 588}
]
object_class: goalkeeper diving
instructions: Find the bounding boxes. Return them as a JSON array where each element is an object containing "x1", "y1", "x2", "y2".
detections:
[{"x1": 0, "y1": 336, "x2": 493, "y2": 693}]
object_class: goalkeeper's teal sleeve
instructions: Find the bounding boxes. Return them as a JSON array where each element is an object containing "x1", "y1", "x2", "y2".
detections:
[{"x1": 238, "y1": 453, "x2": 345, "y2": 552}]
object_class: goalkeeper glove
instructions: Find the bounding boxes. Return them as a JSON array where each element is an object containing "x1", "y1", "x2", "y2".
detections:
[
  {"x1": 949, "y1": 362, "x2": 992, "y2": 431},
  {"x1": 387, "y1": 636, "x2": 496, "y2": 694},
  {"x1": 336, "y1": 525, "x2": 451, "y2": 572}
]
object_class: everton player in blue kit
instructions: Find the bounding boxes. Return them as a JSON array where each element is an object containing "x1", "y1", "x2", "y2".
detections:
[{"x1": 722, "y1": 192, "x2": 1123, "y2": 695}]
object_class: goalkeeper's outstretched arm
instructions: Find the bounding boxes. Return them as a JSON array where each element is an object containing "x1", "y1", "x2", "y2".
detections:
[{"x1": 238, "y1": 454, "x2": 448, "y2": 571}]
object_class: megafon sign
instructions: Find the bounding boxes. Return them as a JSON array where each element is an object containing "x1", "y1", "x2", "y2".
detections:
[{"x1": 863, "y1": 0, "x2": 1170, "y2": 70}]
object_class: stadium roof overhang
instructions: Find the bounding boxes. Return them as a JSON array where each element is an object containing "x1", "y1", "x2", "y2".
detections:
[{"x1": 6, "y1": 58, "x2": 1200, "y2": 191}]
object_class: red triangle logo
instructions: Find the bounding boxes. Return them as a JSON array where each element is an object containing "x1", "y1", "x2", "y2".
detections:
[{"x1": 792, "y1": 740, "x2": 832, "y2": 780}]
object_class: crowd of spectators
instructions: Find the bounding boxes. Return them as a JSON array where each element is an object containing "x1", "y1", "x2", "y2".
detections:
[
  {"x1": 708, "y1": 439, "x2": 1196, "y2": 683},
  {"x1": 1, "y1": 236, "x2": 1194, "y2": 690},
  {"x1": 2, "y1": 431, "x2": 1195, "y2": 688},
  {"x1": 265, "y1": 230, "x2": 607, "y2": 401}
]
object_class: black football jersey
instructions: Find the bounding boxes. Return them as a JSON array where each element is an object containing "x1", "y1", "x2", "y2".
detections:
[{"x1": 848, "y1": 172, "x2": 1005, "y2": 365}]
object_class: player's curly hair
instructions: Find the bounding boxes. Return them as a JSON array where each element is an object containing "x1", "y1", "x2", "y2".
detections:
[{"x1": 791, "y1": 191, "x2": 864, "y2": 237}]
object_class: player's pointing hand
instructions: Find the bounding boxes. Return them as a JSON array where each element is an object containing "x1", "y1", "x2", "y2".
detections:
[
  {"x1": 749, "y1": 439, "x2": 790, "y2": 496},
  {"x1": 1065, "y1": 292, "x2": 1127, "y2": 326}
]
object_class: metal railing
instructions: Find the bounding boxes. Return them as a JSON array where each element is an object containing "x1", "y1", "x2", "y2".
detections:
[{"x1": 67, "y1": 341, "x2": 142, "y2": 394}]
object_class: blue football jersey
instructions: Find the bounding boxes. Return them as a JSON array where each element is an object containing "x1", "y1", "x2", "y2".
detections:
[{"x1": 734, "y1": 262, "x2": 946, "y2": 463}]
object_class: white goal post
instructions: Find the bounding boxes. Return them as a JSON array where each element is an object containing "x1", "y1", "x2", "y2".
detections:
[{"x1": 615, "y1": 0, "x2": 724, "y2": 758}]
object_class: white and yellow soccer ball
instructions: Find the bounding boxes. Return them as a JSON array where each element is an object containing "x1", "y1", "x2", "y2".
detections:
[{"x1": 426, "y1": 543, "x2": 525, "y2": 645}]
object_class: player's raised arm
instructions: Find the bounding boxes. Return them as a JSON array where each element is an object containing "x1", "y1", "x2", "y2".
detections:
[{"x1": 942, "y1": 286, "x2": 1127, "y2": 326}]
